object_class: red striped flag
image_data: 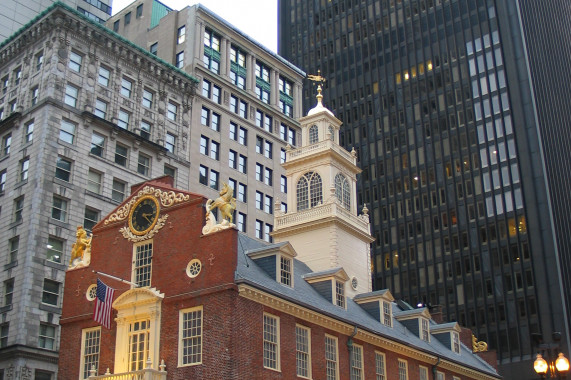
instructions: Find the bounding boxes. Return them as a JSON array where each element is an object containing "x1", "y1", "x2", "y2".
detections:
[{"x1": 94, "y1": 278, "x2": 115, "y2": 329}]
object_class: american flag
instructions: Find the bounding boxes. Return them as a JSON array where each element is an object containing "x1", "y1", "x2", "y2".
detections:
[{"x1": 94, "y1": 278, "x2": 115, "y2": 329}]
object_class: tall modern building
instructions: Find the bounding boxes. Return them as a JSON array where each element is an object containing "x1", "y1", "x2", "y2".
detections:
[
  {"x1": 107, "y1": 0, "x2": 305, "y2": 240},
  {"x1": 278, "y1": 0, "x2": 571, "y2": 377},
  {"x1": 1, "y1": 0, "x2": 112, "y2": 43},
  {"x1": 0, "y1": 3, "x2": 197, "y2": 378}
]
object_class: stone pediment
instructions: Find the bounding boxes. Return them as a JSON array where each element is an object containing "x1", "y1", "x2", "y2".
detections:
[{"x1": 112, "y1": 287, "x2": 164, "y2": 311}]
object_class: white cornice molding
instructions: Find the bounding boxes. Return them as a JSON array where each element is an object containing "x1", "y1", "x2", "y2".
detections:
[{"x1": 238, "y1": 284, "x2": 500, "y2": 380}]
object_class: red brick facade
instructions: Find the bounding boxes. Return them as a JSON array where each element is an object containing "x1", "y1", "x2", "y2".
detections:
[{"x1": 59, "y1": 179, "x2": 499, "y2": 380}]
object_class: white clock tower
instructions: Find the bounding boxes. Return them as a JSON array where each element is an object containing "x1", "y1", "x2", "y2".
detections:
[{"x1": 272, "y1": 85, "x2": 374, "y2": 296}]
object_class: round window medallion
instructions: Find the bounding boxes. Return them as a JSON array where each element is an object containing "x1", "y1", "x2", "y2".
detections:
[
  {"x1": 86, "y1": 284, "x2": 97, "y2": 301},
  {"x1": 351, "y1": 277, "x2": 358, "y2": 290},
  {"x1": 186, "y1": 259, "x2": 202, "y2": 278}
]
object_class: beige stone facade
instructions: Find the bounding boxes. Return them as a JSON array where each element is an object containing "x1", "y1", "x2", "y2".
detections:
[{"x1": 0, "y1": 4, "x2": 197, "y2": 377}]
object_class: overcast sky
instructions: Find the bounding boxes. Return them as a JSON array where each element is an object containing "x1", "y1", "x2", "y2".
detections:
[{"x1": 111, "y1": 0, "x2": 278, "y2": 52}]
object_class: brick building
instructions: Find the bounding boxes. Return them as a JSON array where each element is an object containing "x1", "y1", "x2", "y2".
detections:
[{"x1": 59, "y1": 91, "x2": 500, "y2": 380}]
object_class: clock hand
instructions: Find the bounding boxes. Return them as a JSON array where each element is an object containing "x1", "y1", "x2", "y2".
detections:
[{"x1": 142, "y1": 213, "x2": 153, "y2": 223}]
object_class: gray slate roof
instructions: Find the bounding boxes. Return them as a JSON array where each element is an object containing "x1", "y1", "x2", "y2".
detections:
[{"x1": 234, "y1": 233, "x2": 500, "y2": 378}]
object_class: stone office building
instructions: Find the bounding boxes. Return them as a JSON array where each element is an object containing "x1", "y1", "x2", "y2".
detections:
[
  {"x1": 108, "y1": 0, "x2": 305, "y2": 241},
  {"x1": 0, "y1": 3, "x2": 197, "y2": 378}
]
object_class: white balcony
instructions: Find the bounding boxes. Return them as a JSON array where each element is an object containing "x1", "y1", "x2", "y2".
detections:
[
  {"x1": 87, "y1": 359, "x2": 166, "y2": 380},
  {"x1": 286, "y1": 139, "x2": 357, "y2": 165}
]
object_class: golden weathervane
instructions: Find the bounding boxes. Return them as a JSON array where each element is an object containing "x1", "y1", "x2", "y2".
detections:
[{"x1": 307, "y1": 69, "x2": 326, "y2": 87}]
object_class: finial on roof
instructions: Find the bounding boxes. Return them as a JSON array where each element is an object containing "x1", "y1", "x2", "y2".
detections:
[{"x1": 307, "y1": 70, "x2": 334, "y2": 117}]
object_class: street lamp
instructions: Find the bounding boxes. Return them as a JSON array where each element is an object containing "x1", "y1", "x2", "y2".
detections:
[{"x1": 532, "y1": 333, "x2": 570, "y2": 379}]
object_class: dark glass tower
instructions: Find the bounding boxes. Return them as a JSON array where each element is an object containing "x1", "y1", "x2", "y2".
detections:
[{"x1": 279, "y1": 0, "x2": 571, "y2": 377}]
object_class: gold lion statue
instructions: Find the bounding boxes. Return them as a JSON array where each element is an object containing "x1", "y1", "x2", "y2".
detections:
[
  {"x1": 206, "y1": 182, "x2": 236, "y2": 224},
  {"x1": 69, "y1": 226, "x2": 92, "y2": 267}
]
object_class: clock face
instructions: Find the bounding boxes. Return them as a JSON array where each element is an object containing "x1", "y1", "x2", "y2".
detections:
[{"x1": 129, "y1": 196, "x2": 160, "y2": 235}]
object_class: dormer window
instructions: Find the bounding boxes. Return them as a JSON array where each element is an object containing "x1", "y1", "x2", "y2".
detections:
[
  {"x1": 420, "y1": 318, "x2": 430, "y2": 342},
  {"x1": 309, "y1": 125, "x2": 318, "y2": 144},
  {"x1": 280, "y1": 256, "x2": 292, "y2": 286},
  {"x1": 452, "y1": 331, "x2": 460, "y2": 353},
  {"x1": 382, "y1": 300, "x2": 392, "y2": 327},
  {"x1": 335, "y1": 281, "x2": 345, "y2": 308}
]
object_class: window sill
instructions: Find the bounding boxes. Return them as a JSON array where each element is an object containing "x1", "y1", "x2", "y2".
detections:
[
  {"x1": 14, "y1": 179, "x2": 27, "y2": 189},
  {"x1": 44, "y1": 260, "x2": 67, "y2": 271},
  {"x1": 9, "y1": 220, "x2": 22, "y2": 229},
  {"x1": 0, "y1": 154, "x2": 8, "y2": 163},
  {"x1": 4, "y1": 261, "x2": 17, "y2": 270},
  {"x1": 53, "y1": 178, "x2": 74, "y2": 189},
  {"x1": 0, "y1": 305, "x2": 12, "y2": 313},
  {"x1": 39, "y1": 304, "x2": 61, "y2": 313},
  {"x1": 49, "y1": 219, "x2": 70, "y2": 229}
]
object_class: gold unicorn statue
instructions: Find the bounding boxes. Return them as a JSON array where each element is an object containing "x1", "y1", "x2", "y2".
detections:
[{"x1": 205, "y1": 182, "x2": 237, "y2": 225}]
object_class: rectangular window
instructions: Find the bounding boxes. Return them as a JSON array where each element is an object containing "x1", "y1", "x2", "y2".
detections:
[
  {"x1": 419, "y1": 366, "x2": 428, "y2": 380},
  {"x1": 264, "y1": 195, "x2": 273, "y2": 214},
  {"x1": 256, "y1": 191, "x2": 263, "y2": 210},
  {"x1": 211, "y1": 112, "x2": 220, "y2": 131},
  {"x1": 149, "y1": 42, "x2": 158, "y2": 55},
  {"x1": 264, "y1": 168, "x2": 273, "y2": 186},
  {"x1": 137, "y1": 153, "x2": 151, "y2": 176},
  {"x1": 420, "y1": 318, "x2": 430, "y2": 341},
  {"x1": 179, "y1": 306, "x2": 202, "y2": 366},
  {"x1": 124, "y1": 11, "x2": 131, "y2": 25},
  {"x1": 140, "y1": 121, "x2": 151, "y2": 139},
  {"x1": 165, "y1": 133, "x2": 175, "y2": 153},
  {"x1": 238, "y1": 155, "x2": 247, "y2": 173},
  {"x1": 112, "y1": 179, "x2": 126, "y2": 202},
  {"x1": 280, "y1": 176, "x2": 287, "y2": 193},
  {"x1": 94, "y1": 98, "x2": 107, "y2": 118},
  {"x1": 115, "y1": 144, "x2": 128, "y2": 166},
  {"x1": 84, "y1": 207, "x2": 99, "y2": 232},
  {"x1": 134, "y1": 242, "x2": 152, "y2": 287},
  {"x1": 255, "y1": 61, "x2": 271, "y2": 104},
  {"x1": 36, "y1": 52, "x2": 44, "y2": 71},
  {"x1": 296, "y1": 325, "x2": 311, "y2": 378},
  {"x1": 177, "y1": 25, "x2": 186, "y2": 44},
  {"x1": 80, "y1": 328, "x2": 101, "y2": 379},
  {"x1": 325, "y1": 335, "x2": 339, "y2": 380},
  {"x1": 209, "y1": 170, "x2": 219, "y2": 190},
  {"x1": 375, "y1": 352, "x2": 386, "y2": 380},
  {"x1": 98, "y1": 66, "x2": 110, "y2": 86},
  {"x1": 229, "y1": 122, "x2": 237, "y2": 140},
  {"x1": 20, "y1": 158, "x2": 29, "y2": 182},
  {"x1": 335, "y1": 281, "x2": 345, "y2": 308},
  {"x1": 59, "y1": 119, "x2": 76, "y2": 144},
  {"x1": 69, "y1": 51, "x2": 82, "y2": 72},
  {"x1": 31, "y1": 86, "x2": 39, "y2": 106},
  {"x1": 13, "y1": 198, "x2": 24, "y2": 223},
  {"x1": 46, "y1": 237, "x2": 64, "y2": 264},
  {"x1": 263, "y1": 313, "x2": 280, "y2": 370},
  {"x1": 229, "y1": 150, "x2": 237, "y2": 169},
  {"x1": 90, "y1": 133, "x2": 105, "y2": 157},
  {"x1": 4, "y1": 278, "x2": 14, "y2": 306},
  {"x1": 210, "y1": 140, "x2": 219, "y2": 160},
  {"x1": 382, "y1": 301, "x2": 392, "y2": 327},
  {"x1": 230, "y1": 45, "x2": 246, "y2": 89},
  {"x1": 8, "y1": 237, "x2": 19, "y2": 264},
  {"x1": 167, "y1": 102, "x2": 178, "y2": 121},
  {"x1": 264, "y1": 224, "x2": 273, "y2": 243},
  {"x1": 239, "y1": 127, "x2": 247, "y2": 145},
  {"x1": 199, "y1": 165, "x2": 208, "y2": 186},
  {"x1": 136, "y1": 4, "x2": 143, "y2": 17},
  {"x1": 55, "y1": 157, "x2": 72, "y2": 182},
  {"x1": 201, "y1": 107, "x2": 210, "y2": 126},
  {"x1": 255, "y1": 220, "x2": 263, "y2": 239},
  {"x1": 176, "y1": 51, "x2": 184, "y2": 68},
  {"x1": 238, "y1": 183, "x2": 247, "y2": 202},
  {"x1": 39, "y1": 323, "x2": 56, "y2": 350},
  {"x1": 121, "y1": 78, "x2": 132, "y2": 98},
  {"x1": 350, "y1": 344, "x2": 363, "y2": 380},
  {"x1": 200, "y1": 136, "x2": 208, "y2": 156},
  {"x1": 202, "y1": 80, "x2": 211, "y2": 97},
  {"x1": 118, "y1": 109, "x2": 130, "y2": 129},
  {"x1": 2, "y1": 133, "x2": 11, "y2": 156},
  {"x1": 128, "y1": 319, "x2": 150, "y2": 371},
  {"x1": 256, "y1": 163, "x2": 263, "y2": 181},
  {"x1": 1, "y1": 76, "x2": 8, "y2": 94},
  {"x1": 280, "y1": 256, "x2": 292, "y2": 286},
  {"x1": 0, "y1": 323, "x2": 8, "y2": 348},
  {"x1": 51, "y1": 196, "x2": 68, "y2": 222},
  {"x1": 265, "y1": 141, "x2": 273, "y2": 158},
  {"x1": 237, "y1": 212, "x2": 246, "y2": 232},
  {"x1": 64, "y1": 84, "x2": 79, "y2": 107},
  {"x1": 142, "y1": 89, "x2": 153, "y2": 108},
  {"x1": 203, "y1": 29, "x2": 220, "y2": 74},
  {"x1": 13, "y1": 67, "x2": 21, "y2": 85},
  {"x1": 398, "y1": 359, "x2": 408, "y2": 380},
  {"x1": 164, "y1": 165, "x2": 176, "y2": 182},
  {"x1": 453, "y1": 331, "x2": 460, "y2": 353},
  {"x1": 42, "y1": 279, "x2": 60, "y2": 306},
  {"x1": 0, "y1": 169, "x2": 6, "y2": 192},
  {"x1": 212, "y1": 85, "x2": 221, "y2": 104}
]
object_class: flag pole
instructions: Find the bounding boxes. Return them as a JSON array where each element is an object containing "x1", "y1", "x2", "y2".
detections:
[{"x1": 92, "y1": 270, "x2": 139, "y2": 287}]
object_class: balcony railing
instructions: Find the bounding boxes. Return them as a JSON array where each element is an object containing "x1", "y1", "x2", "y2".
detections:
[
  {"x1": 287, "y1": 139, "x2": 356, "y2": 165},
  {"x1": 87, "y1": 359, "x2": 166, "y2": 380}
]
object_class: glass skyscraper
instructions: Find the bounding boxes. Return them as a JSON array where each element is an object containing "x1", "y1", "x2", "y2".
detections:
[{"x1": 278, "y1": 0, "x2": 571, "y2": 377}]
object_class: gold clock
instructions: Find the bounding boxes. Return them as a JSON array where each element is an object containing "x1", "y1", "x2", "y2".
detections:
[{"x1": 129, "y1": 196, "x2": 160, "y2": 236}]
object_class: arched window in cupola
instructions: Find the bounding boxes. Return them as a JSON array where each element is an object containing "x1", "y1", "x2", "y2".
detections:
[
  {"x1": 328, "y1": 125, "x2": 334, "y2": 141},
  {"x1": 309, "y1": 125, "x2": 319, "y2": 144},
  {"x1": 296, "y1": 171, "x2": 323, "y2": 211},
  {"x1": 335, "y1": 173, "x2": 350, "y2": 209}
]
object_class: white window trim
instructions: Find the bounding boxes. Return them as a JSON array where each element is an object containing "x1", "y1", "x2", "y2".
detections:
[
  {"x1": 350, "y1": 343, "x2": 364, "y2": 380},
  {"x1": 277, "y1": 255, "x2": 293, "y2": 287},
  {"x1": 375, "y1": 351, "x2": 386, "y2": 380},
  {"x1": 79, "y1": 327, "x2": 101, "y2": 379},
  {"x1": 398, "y1": 358, "x2": 409, "y2": 380},
  {"x1": 295, "y1": 324, "x2": 311, "y2": 379},
  {"x1": 132, "y1": 240, "x2": 153, "y2": 288},
  {"x1": 263, "y1": 312, "x2": 280, "y2": 372},
  {"x1": 325, "y1": 334, "x2": 339, "y2": 380},
  {"x1": 178, "y1": 305, "x2": 203, "y2": 367},
  {"x1": 419, "y1": 365, "x2": 429, "y2": 380}
]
